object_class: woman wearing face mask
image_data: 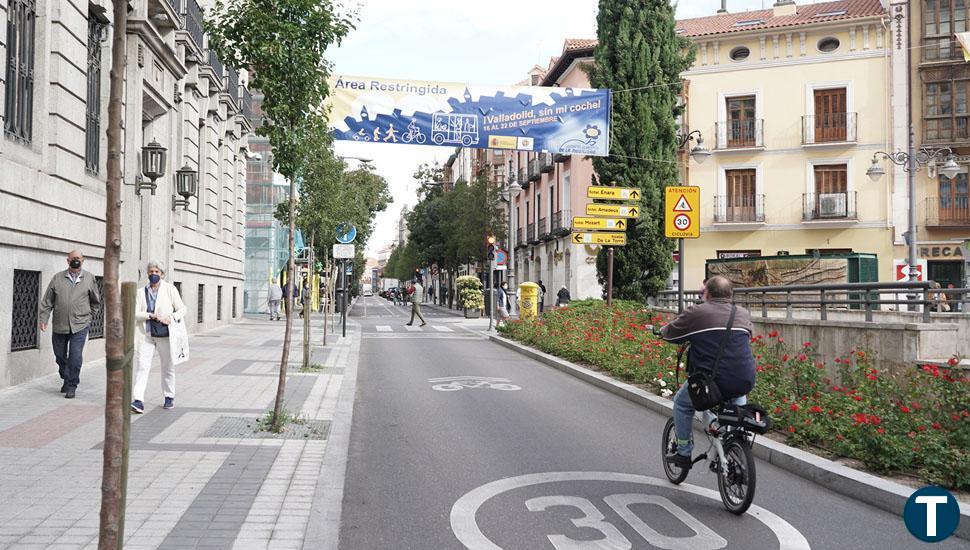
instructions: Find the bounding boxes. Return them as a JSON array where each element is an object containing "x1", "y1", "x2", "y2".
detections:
[{"x1": 131, "y1": 260, "x2": 187, "y2": 413}]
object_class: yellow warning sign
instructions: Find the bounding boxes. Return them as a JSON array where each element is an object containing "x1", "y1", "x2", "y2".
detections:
[
  {"x1": 665, "y1": 186, "x2": 700, "y2": 239},
  {"x1": 571, "y1": 232, "x2": 628, "y2": 246}
]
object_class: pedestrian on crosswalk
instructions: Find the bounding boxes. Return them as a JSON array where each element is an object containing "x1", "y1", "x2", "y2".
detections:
[
  {"x1": 496, "y1": 281, "x2": 512, "y2": 325},
  {"x1": 406, "y1": 278, "x2": 428, "y2": 327}
]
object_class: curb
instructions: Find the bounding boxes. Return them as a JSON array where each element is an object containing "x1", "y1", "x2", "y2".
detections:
[{"x1": 488, "y1": 333, "x2": 970, "y2": 540}]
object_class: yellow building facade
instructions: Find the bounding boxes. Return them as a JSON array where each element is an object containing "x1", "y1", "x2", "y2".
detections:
[{"x1": 677, "y1": 1, "x2": 895, "y2": 288}]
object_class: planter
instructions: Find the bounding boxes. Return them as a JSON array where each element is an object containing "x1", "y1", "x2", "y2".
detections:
[{"x1": 464, "y1": 308, "x2": 480, "y2": 319}]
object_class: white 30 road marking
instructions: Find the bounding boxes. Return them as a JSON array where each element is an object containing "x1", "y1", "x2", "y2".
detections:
[{"x1": 450, "y1": 472, "x2": 811, "y2": 550}]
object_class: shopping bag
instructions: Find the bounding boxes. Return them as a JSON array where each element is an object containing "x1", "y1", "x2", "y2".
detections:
[{"x1": 168, "y1": 317, "x2": 190, "y2": 365}]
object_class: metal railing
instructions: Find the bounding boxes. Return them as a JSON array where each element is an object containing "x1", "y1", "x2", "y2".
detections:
[
  {"x1": 551, "y1": 210, "x2": 571, "y2": 235},
  {"x1": 518, "y1": 168, "x2": 528, "y2": 188},
  {"x1": 527, "y1": 223, "x2": 536, "y2": 243},
  {"x1": 802, "y1": 113, "x2": 857, "y2": 144},
  {"x1": 168, "y1": 0, "x2": 182, "y2": 18},
  {"x1": 528, "y1": 158, "x2": 540, "y2": 181},
  {"x1": 183, "y1": 0, "x2": 203, "y2": 52},
  {"x1": 242, "y1": 87, "x2": 255, "y2": 121},
  {"x1": 227, "y1": 66, "x2": 239, "y2": 106},
  {"x1": 655, "y1": 281, "x2": 966, "y2": 323},
  {"x1": 516, "y1": 227, "x2": 524, "y2": 247},
  {"x1": 538, "y1": 216, "x2": 549, "y2": 239},
  {"x1": 714, "y1": 194, "x2": 764, "y2": 223},
  {"x1": 715, "y1": 119, "x2": 764, "y2": 149},
  {"x1": 803, "y1": 191, "x2": 856, "y2": 221},
  {"x1": 925, "y1": 195, "x2": 970, "y2": 227},
  {"x1": 539, "y1": 152, "x2": 554, "y2": 173},
  {"x1": 207, "y1": 50, "x2": 225, "y2": 82}
]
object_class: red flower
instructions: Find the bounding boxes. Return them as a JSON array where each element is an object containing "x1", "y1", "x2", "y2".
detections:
[
  {"x1": 876, "y1": 427, "x2": 885, "y2": 434},
  {"x1": 782, "y1": 354, "x2": 789, "y2": 362},
  {"x1": 798, "y1": 354, "x2": 807, "y2": 362},
  {"x1": 868, "y1": 415, "x2": 881, "y2": 425},
  {"x1": 866, "y1": 374, "x2": 877, "y2": 381},
  {"x1": 809, "y1": 405, "x2": 824, "y2": 414},
  {"x1": 787, "y1": 426, "x2": 796, "y2": 433},
  {"x1": 790, "y1": 403, "x2": 800, "y2": 412},
  {"x1": 918, "y1": 425, "x2": 927, "y2": 432},
  {"x1": 778, "y1": 337, "x2": 785, "y2": 343},
  {"x1": 773, "y1": 406, "x2": 782, "y2": 414},
  {"x1": 948, "y1": 357, "x2": 959, "y2": 366},
  {"x1": 952, "y1": 415, "x2": 961, "y2": 422},
  {"x1": 899, "y1": 405, "x2": 911, "y2": 414},
  {"x1": 932, "y1": 422, "x2": 942, "y2": 430},
  {"x1": 803, "y1": 341, "x2": 812, "y2": 348},
  {"x1": 768, "y1": 330, "x2": 778, "y2": 338},
  {"x1": 852, "y1": 395, "x2": 862, "y2": 401},
  {"x1": 835, "y1": 358, "x2": 842, "y2": 364},
  {"x1": 857, "y1": 351, "x2": 866, "y2": 359},
  {"x1": 852, "y1": 413, "x2": 868, "y2": 424},
  {"x1": 836, "y1": 434, "x2": 845, "y2": 441}
]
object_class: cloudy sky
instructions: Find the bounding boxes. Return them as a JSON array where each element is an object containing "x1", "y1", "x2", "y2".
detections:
[{"x1": 328, "y1": 0, "x2": 813, "y2": 255}]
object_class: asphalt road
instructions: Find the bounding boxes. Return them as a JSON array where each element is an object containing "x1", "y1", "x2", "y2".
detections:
[{"x1": 339, "y1": 296, "x2": 966, "y2": 550}]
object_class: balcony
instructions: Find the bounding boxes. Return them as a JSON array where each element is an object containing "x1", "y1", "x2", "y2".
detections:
[
  {"x1": 714, "y1": 195, "x2": 765, "y2": 223},
  {"x1": 924, "y1": 116, "x2": 970, "y2": 145},
  {"x1": 538, "y1": 217, "x2": 550, "y2": 240},
  {"x1": 527, "y1": 223, "x2": 537, "y2": 244},
  {"x1": 926, "y1": 196, "x2": 970, "y2": 228},
  {"x1": 802, "y1": 192, "x2": 857, "y2": 221},
  {"x1": 802, "y1": 113, "x2": 857, "y2": 145},
  {"x1": 516, "y1": 227, "x2": 525, "y2": 248},
  {"x1": 228, "y1": 66, "x2": 240, "y2": 107},
  {"x1": 183, "y1": 0, "x2": 204, "y2": 52},
  {"x1": 242, "y1": 87, "x2": 255, "y2": 122},
  {"x1": 551, "y1": 210, "x2": 571, "y2": 236},
  {"x1": 554, "y1": 152, "x2": 569, "y2": 163},
  {"x1": 207, "y1": 50, "x2": 225, "y2": 83},
  {"x1": 518, "y1": 168, "x2": 528, "y2": 189},
  {"x1": 715, "y1": 119, "x2": 764, "y2": 149},
  {"x1": 528, "y1": 159, "x2": 541, "y2": 182},
  {"x1": 539, "y1": 152, "x2": 554, "y2": 173}
]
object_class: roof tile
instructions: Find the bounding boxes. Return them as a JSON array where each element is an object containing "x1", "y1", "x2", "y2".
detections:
[{"x1": 675, "y1": 0, "x2": 885, "y2": 38}]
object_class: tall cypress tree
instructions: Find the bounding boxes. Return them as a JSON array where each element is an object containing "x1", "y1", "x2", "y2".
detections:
[{"x1": 587, "y1": 0, "x2": 695, "y2": 300}]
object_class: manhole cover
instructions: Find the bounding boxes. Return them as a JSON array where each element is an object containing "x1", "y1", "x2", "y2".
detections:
[{"x1": 204, "y1": 416, "x2": 331, "y2": 440}]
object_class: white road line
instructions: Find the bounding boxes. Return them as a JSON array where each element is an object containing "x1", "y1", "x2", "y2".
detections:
[
  {"x1": 432, "y1": 326, "x2": 453, "y2": 332},
  {"x1": 376, "y1": 325, "x2": 392, "y2": 332},
  {"x1": 404, "y1": 325, "x2": 422, "y2": 332}
]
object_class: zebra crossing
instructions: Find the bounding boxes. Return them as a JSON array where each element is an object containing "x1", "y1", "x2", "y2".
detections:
[{"x1": 374, "y1": 324, "x2": 454, "y2": 333}]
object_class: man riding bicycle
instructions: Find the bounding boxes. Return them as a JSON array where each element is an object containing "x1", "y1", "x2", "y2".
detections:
[{"x1": 658, "y1": 276, "x2": 756, "y2": 471}]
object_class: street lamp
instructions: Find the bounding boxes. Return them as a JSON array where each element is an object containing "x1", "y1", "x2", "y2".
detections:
[
  {"x1": 867, "y1": 144, "x2": 958, "y2": 308},
  {"x1": 135, "y1": 139, "x2": 167, "y2": 195},
  {"x1": 171, "y1": 164, "x2": 199, "y2": 211},
  {"x1": 676, "y1": 130, "x2": 710, "y2": 164},
  {"x1": 501, "y1": 159, "x2": 522, "y2": 290}
]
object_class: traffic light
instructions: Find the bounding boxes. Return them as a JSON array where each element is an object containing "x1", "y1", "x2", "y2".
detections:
[{"x1": 486, "y1": 234, "x2": 496, "y2": 261}]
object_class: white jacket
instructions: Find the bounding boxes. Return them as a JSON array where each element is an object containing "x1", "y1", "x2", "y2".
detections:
[{"x1": 135, "y1": 280, "x2": 187, "y2": 337}]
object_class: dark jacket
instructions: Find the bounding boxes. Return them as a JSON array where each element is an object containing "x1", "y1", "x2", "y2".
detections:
[
  {"x1": 660, "y1": 298, "x2": 756, "y2": 400},
  {"x1": 38, "y1": 269, "x2": 101, "y2": 334}
]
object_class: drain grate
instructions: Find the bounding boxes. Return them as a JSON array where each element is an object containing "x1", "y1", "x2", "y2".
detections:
[{"x1": 204, "y1": 416, "x2": 331, "y2": 440}]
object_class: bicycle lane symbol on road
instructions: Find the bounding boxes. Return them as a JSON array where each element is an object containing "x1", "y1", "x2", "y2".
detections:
[
  {"x1": 450, "y1": 472, "x2": 810, "y2": 550},
  {"x1": 429, "y1": 376, "x2": 521, "y2": 392}
]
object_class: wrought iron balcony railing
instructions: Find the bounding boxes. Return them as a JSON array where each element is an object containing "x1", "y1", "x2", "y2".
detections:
[
  {"x1": 528, "y1": 159, "x2": 540, "y2": 181},
  {"x1": 527, "y1": 223, "x2": 536, "y2": 243},
  {"x1": 802, "y1": 113, "x2": 857, "y2": 144},
  {"x1": 539, "y1": 152, "x2": 554, "y2": 173},
  {"x1": 227, "y1": 66, "x2": 239, "y2": 106},
  {"x1": 207, "y1": 50, "x2": 225, "y2": 82},
  {"x1": 715, "y1": 119, "x2": 764, "y2": 149},
  {"x1": 714, "y1": 194, "x2": 765, "y2": 223},
  {"x1": 516, "y1": 227, "x2": 525, "y2": 248},
  {"x1": 538, "y1": 216, "x2": 549, "y2": 239},
  {"x1": 802, "y1": 192, "x2": 857, "y2": 221},
  {"x1": 184, "y1": 0, "x2": 203, "y2": 52},
  {"x1": 926, "y1": 195, "x2": 970, "y2": 227}
]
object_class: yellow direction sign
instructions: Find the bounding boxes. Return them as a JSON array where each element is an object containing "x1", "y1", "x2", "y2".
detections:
[
  {"x1": 586, "y1": 204, "x2": 640, "y2": 218},
  {"x1": 572, "y1": 217, "x2": 628, "y2": 231},
  {"x1": 665, "y1": 185, "x2": 700, "y2": 239},
  {"x1": 571, "y1": 232, "x2": 628, "y2": 246},
  {"x1": 587, "y1": 186, "x2": 641, "y2": 201}
]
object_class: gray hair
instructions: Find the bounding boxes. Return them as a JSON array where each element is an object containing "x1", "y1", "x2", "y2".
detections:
[{"x1": 145, "y1": 260, "x2": 165, "y2": 274}]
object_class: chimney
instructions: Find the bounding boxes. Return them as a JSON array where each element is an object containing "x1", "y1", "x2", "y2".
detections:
[
  {"x1": 717, "y1": 0, "x2": 727, "y2": 14},
  {"x1": 773, "y1": 0, "x2": 797, "y2": 17}
]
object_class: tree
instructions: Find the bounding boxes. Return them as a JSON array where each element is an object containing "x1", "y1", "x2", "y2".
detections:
[
  {"x1": 99, "y1": 0, "x2": 129, "y2": 545},
  {"x1": 587, "y1": 0, "x2": 694, "y2": 300},
  {"x1": 208, "y1": 0, "x2": 354, "y2": 431}
]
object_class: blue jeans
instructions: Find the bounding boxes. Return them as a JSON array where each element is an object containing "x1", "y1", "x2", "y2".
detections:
[
  {"x1": 672, "y1": 382, "x2": 746, "y2": 456},
  {"x1": 52, "y1": 326, "x2": 90, "y2": 390}
]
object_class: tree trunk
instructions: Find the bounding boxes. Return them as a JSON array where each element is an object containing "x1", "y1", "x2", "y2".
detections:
[
  {"x1": 274, "y1": 178, "x2": 297, "y2": 432},
  {"x1": 98, "y1": 1, "x2": 127, "y2": 547},
  {"x1": 302, "y1": 233, "x2": 313, "y2": 369}
]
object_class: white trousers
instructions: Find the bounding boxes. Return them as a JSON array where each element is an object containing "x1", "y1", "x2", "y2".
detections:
[{"x1": 133, "y1": 333, "x2": 175, "y2": 402}]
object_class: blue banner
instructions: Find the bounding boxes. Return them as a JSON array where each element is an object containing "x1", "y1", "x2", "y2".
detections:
[{"x1": 328, "y1": 75, "x2": 611, "y2": 156}]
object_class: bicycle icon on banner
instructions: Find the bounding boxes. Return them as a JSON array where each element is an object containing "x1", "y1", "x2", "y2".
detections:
[
  {"x1": 401, "y1": 119, "x2": 427, "y2": 144},
  {"x1": 429, "y1": 376, "x2": 521, "y2": 392}
]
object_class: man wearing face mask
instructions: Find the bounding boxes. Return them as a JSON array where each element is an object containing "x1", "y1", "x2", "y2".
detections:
[{"x1": 38, "y1": 250, "x2": 102, "y2": 398}]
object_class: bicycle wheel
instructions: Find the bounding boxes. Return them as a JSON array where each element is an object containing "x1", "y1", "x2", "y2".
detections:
[
  {"x1": 661, "y1": 418, "x2": 688, "y2": 484},
  {"x1": 717, "y1": 437, "x2": 756, "y2": 515}
]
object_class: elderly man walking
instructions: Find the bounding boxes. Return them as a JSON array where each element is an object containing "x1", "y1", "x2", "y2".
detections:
[
  {"x1": 268, "y1": 278, "x2": 283, "y2": 321},
  {"x1": 38, "y1": 250, "x2": 101, "y2": 398}
]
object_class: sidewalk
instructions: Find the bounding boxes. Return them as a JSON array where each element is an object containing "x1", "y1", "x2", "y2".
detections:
[{"x1": 0, "y1": 315, "x2": 358, "y2": 550}]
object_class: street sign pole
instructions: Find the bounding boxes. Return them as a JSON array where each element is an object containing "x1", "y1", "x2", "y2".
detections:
[
  {"x1": 488, "y1": 261, "x2": 495, "y2": 331},
  {"x1": 341, "y1": 259, "x2": 347, "y2": 338},
  {"x1": 607, "y1": 247, "x2": 614, "y2": 307},
  {"x1": 678, "y1": 238, "x2": 685, "y2": 314}
]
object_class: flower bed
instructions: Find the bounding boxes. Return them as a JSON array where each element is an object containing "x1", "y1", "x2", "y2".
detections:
[{"x1": 498, "y1": 300, "x2": 970, "y2": 489}]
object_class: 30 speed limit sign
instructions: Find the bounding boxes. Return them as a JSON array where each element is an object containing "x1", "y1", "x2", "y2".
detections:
[{"x1": 665, "y1": 186, "x2": 700, "y2": 239}]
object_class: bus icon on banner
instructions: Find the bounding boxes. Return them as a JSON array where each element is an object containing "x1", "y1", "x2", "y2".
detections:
[{"x1": 432, "y1": 113, "x2": 479, "y2": 146}]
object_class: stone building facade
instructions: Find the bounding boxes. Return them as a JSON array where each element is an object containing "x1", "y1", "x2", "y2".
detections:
[{"x1": 0, "y1": 0, "x2": 253, "y2": 388}]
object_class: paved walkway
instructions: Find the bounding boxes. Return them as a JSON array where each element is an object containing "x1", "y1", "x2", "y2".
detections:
[{"x1": 0, "y1": 315, "x2": 358, "y2": 550}]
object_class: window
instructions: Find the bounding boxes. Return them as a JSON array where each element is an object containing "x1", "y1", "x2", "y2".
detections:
[
  {"x1": 814, "y1": 88, "x2": 848, "y2": 142},
  {"x1": 197, "y1": 284, "x2": 204, "y2": 323},
  {"x1": 11, "y1": 270, "x2": 40, "y2": 351},
  {"x1": 232, "y1": 286, "x2": 238, "y2": 318},
  {"x1": 217, "y1": 286, "x2": 223, "y2": 320},
  {"x1": 723, "y1": 169, "x2": 759, "y2": 222},
  {"x1": 85, "y1": 14, "x2": 107, "y2": 174},
  {"x1": 4, "y1": 0, "x2": 37, "y2": 144},
  {"x1": 923, "y1": 0, "x2": 968, "y2": 60},
  {"x1": 925, "y1": 80, "x2": 970, "y2": 141},
  {"x1": 89, "y1": 276, "x2": 105, "y2": 339},
  {"x1": 810, "y1": 164, "x2": 851, "y2": 219},
  {"x1": 729, "y1": 46, "x2": 750, "y2": 61},
  {"x1": 726, "y1": 96, "x2": 757, "y2": 147},
  {"x1": 817, "y1": 37, "x2": 841, "y2": 52},
  {"x1": 938, "y1": 171, "x2": 970, "y2": 223}
]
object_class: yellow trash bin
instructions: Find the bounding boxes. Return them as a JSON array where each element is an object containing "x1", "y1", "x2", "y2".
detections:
[{"x1": 518, "y1": 282, "x2": 540, "y2": 320}]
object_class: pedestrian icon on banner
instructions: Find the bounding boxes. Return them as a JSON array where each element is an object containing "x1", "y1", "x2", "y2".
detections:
[{"x1": 673, "y1": 195, "x2": 692, "y2": 212}]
